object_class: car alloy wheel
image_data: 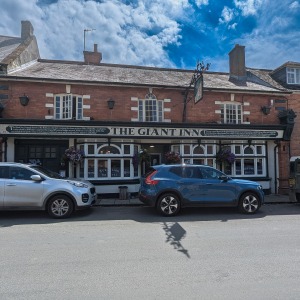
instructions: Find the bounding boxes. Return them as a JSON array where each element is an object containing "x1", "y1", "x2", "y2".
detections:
[
  {"x1": 157, "y1": 193, "x2": 180, "y2": 216},
  {"x1": 238, "y1": 192, "x2": 260, "y2": 214},
  {"x1": 47, "y1": 195, "x2": 74, "y2": 218}
]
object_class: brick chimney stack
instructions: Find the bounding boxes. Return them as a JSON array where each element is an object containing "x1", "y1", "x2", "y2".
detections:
[
  {"x1": 229, "y1": 44, "x2": 246, "y2": 80},
  {"x1": 21, "y1": 20, "x2": 34, "y2": 40},
  {"x1": 83, "y1": 44, "x2": 102, "y2": 64}
]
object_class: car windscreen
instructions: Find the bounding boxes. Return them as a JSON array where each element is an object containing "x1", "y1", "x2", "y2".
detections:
[{"x1": 30, "y1": 165, "x2": 63, "y2": 179}]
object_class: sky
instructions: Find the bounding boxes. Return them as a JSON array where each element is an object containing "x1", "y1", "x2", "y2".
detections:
[{"x1": 0, "y1": 0, "x2": 300, "y2": 72}]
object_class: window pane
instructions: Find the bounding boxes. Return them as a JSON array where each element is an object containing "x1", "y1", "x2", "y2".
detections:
[
  {"x1": 98, "y1": 160, "x2": 108, "y2": 177},
  {"x1": 111, "y1": 160, "x2": 121, "y2": 177},
  {"x1": 77, "y1": 97, "x2": 83, "y2": 120},
  {"x1": 88, "y1": 145, "x2": 94, "y2": 154},
  {"x1": 235, "y1": 145, "x2": 241, "y2": 154},
  {"x1": 194, "y1": 146, "x2": 204, "y2": 155},
  {"x1": 207, "y1": 145, "x2": 213, "y2": 154},
  {"x1": 257, "y1": 159, "x2": 263, "y2": 175},
  {"x1": 124, "y1": 145, "x2": 130, "y2": 154},
  {"x1": 88, "y1": 160, "x2": 95, "y2": 177},
  {"x1": 235, "y1": 159, "x2": 241, "y2": 175},
  {"x1": 244, "y1": 146, "x2": 253, "y2": 155},
  {"x1": 194, "y1": 158, "x2": 205, "y2": 165},
  {"x1": 124, "y1": 160, "x2": 130, "y2": 177},
  {"x1": 184, "y1": 145, "x2": 190, "y2": 154},
  {"x1": 244, "y1": 159, "x2": 254, "y2": 175}
]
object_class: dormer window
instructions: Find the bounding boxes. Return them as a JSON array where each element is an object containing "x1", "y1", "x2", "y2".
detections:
[{"x1": 287, "y1": 67, "x2": 300, "y2": 84}]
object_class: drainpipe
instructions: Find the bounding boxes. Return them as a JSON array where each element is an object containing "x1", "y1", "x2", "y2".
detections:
[{"x1": 274, "y1": 142, "x2": 278, "y2": 194}]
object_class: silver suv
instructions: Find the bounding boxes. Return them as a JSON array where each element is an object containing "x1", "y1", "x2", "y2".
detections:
[{"x1": 0, "y1": 163, "x2": 96, "y2": 218}]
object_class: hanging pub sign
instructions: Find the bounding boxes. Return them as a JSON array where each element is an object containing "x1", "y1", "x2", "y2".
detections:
[{"x1": 194, "y1": 75, "x2": 203, "y2": 104}]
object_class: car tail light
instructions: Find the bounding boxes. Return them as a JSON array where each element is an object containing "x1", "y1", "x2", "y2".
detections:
[{"x1": 145, "y1": 170, "x2": 159, "y2": 185}]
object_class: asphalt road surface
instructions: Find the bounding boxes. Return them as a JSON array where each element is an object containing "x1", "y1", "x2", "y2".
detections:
[{"x1": 1, "y1": 203, "x2": 300, "y2": 300}]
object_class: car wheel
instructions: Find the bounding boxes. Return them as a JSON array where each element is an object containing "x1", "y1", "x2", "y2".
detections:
[
  {"x1": 47, "y1": 195, "x2": 74, "y2": 218},
  {"x1": 238, "y1": 192, "x2": 260, "y2": 214},
  {"x1": 157, "y1": 193, "x2": 181, "y2": 216}
]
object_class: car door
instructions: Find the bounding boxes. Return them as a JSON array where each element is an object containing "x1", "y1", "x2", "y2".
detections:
[
  {"x1": 198, "y1": 166, "x2": 237, "y2": 203},
  {"x1": 0, "y1": 166, "x2": 8, "y2": 208},
  {"x1": 177, "y1": 166, "x2": 204, "y2": 202},
  {"x1": 4, "y1": 166, "x2": 45, "y2": 208}
]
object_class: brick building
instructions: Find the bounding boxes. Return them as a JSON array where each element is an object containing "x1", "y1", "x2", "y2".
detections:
[{"x1": 0, "y1": 21, "x2": 298, "y2": 196}]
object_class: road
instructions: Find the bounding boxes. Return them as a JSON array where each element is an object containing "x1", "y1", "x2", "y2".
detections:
[{"x1": 1, "y1": 203, "x2": 300, "y2": 300}]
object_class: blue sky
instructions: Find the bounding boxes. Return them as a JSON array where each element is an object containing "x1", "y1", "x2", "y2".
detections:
[{"x1": 0, "y1": 0, "x2": 300, "y2": 72}]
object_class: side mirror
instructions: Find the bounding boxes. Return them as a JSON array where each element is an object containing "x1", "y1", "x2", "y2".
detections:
[
  {"x1": 31, "y1": 174, "x2": 43, "y2": 181},
  {"x1": 219, "y1": 175, "x2": 228, "y2": 181}
]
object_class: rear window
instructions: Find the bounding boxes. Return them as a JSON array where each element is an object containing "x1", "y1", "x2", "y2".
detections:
[
  {"x1": 169, "y1": 166, "x2": 184, "y2": 177},
  {"x1": 143, "y1": 167, "x2": 156, "y2": 178}
]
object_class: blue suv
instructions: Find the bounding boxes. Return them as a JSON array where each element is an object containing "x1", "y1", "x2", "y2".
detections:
[{"x1": 139, "y1": 164, "x2": 264, "y2": 216}]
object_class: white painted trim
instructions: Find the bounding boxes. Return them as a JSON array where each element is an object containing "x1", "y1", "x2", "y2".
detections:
[
  {"x1": 243, "y1": 111, "x2": 250, "y2": 115},
  {"x1": 46, "y1": 93, "x2": 53, "y2": 97},
  {"x1": 45, "y1": 116, "x2": 54, "y2": 119},
  {"x1": 83, "y1": 95, "x2": 90, "y2": 99},
  {"x1": 215, "y1": 110, "x2": 221, "y2": 114},
  {"x1": 66, "y1": 85, "x2": 71, "y2": 94},
  {"x1": 215, "y1": 101, "x2": 222, "y2": 104},
  {"x1": 83, "y1": 105, "x2": 90, "y2": 109},
  {"x1": 243, "y1": 102, "x2": 250, "y2": 106},
  {"x1": 131, "y1": 118, "x2": 139, "y2": 121},
  {"x1": 131, "y1": 97, "x2": 138, "y2": 101},
  {"x1": 45, "y1": 103, "x2": 53, "y2": 108},
  {"x1": 164, "y1": 99, "x2": 171, "y2": 102},
  {"x1": 131, "y1": 107, "x2": 138, "y2": 111},
  {"x1": 82, "y1": 117, "x2": 90, "y2": 120},
  {"x1": 164, "y1": 108, "x2": 171, "y2": 112}
]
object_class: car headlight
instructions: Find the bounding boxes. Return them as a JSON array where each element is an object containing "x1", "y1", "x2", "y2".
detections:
[
  {"x1": 67, "y1": 180, "x2": 89, "y2": 188},
  {"x1": 257, "y1": 185, "x2": 263, "y2": 190}
]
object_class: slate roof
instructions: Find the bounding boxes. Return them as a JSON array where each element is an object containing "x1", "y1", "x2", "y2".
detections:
[
  {"x1": 0, "y1": 35, "x2": 22, "y2": 62},
  {"x1": 3, "y1": 58, "x2": 289, "y2": 94}
]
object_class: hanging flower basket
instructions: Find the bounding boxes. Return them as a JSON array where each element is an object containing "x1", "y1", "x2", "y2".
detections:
[
  {"x1": 132, "y1": 149, "x2": 150, "y2": 168},
  {"x1": 63, "y1": 146, "x2": 85, "y2": 164},
  {"x1": 216, "y1": 148, "x2": 235, "y2": 165},
  {"x1": 165, "y1": 151, "x2": 181, "y2": 164}
]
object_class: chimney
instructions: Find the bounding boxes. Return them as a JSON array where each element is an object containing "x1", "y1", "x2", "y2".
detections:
[
  {"x1": 21, "y1": 20, "x2": 34, "y2": 40},
  {"x1": 229, "y1": 44, "x2": 246, "y2": 80},
  {"x1": 83, "y1": 44, "x2": 102, "y2": 64}
]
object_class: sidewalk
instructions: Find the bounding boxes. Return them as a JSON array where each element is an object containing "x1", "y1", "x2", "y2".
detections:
[{"x1": 96, "y1": 194, "x2": 294, "y2": 206}]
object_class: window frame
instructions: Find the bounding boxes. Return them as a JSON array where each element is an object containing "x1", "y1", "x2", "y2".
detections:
[
  {"x1": 287, "y1": 67, "x2": 300, "y2": 84},
  {"x1": 138, "y1": 94, "x2": 164, "y2": 122},
  {"x1": 220, "y1": 102, "x2": 242, "y2": 124},
  {"x1": 55, "y1": 94, "x2": 83, "y2": 120}
]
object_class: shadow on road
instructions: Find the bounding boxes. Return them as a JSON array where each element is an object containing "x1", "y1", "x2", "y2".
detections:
[{"x1": 0, "y1": 202, "x2": 300, "y2": 228}]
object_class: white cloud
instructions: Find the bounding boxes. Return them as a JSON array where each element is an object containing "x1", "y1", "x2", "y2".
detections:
[
  {"x1": 0, "y1": 0, "x2": 184, "y2": 67},
  {"x1": 195, "y1": 0, "x2": 209, "y2": 7},
  {"x1": 289, "y1": 1, "x2": 300, "y2": 9},
  {"x1": 219, "y1": 6, "x2": 235, "y2": 23},
  {"x1": 234, "y1": 0, "x2": 263, "y2": 16}
]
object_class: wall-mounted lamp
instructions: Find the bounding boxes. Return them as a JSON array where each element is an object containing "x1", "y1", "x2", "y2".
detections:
[
  {"x1": 19, "y1": 94, "x2": 30, "y2": 106},
  {"x1": 107, "y1": 98, "x2": 115, "y2": 110},
  {"x1": 261, "y1": 106, "x2": 271, "y2": 115}
]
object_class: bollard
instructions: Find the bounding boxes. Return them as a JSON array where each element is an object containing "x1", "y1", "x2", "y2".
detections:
[{"x1": 119, "y1": 186, "x2": 128, "y2": 200}]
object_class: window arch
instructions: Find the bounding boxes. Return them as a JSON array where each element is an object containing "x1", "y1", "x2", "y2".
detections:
[{"x1": 98, "y1": 145, "x2": 120, "y2": 155}]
